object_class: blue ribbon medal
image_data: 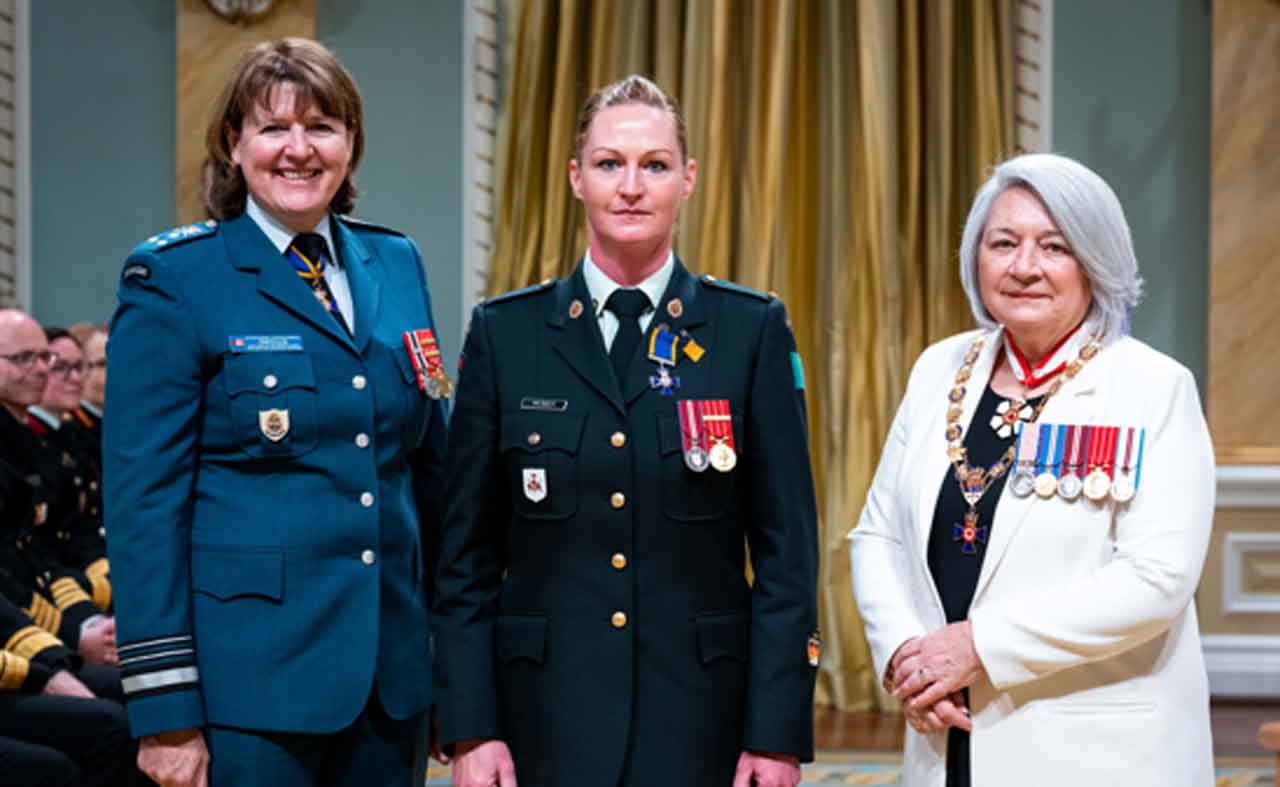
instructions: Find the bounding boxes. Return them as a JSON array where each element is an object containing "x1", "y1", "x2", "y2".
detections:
[{"x1": 647, "y1": 327, "x2": 681, "y2": 396}]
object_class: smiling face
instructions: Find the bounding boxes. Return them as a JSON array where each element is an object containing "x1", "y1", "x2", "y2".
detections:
[
  {"x1": 977, "y1": 186, "x2": 1093, "y2": 357},
  {"x1": 568, "y1": 103, "x2": 696, "y2": 264},
  {"x1": 80, "y1": 330, "x2": 107, "y2": 408},
  {"x1": 43, "y1": 336, "x2": 84, "y2": 414},
  {"x1": 0, "y1": 312, "x2": 51, "y2": 416},
  {"x1": 230, "y1": 81, "x2": 355, "y2": 234}
]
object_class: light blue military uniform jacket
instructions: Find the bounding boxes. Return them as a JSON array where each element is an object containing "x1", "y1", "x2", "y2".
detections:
[{"x1": 103, "y1": 211, "x2": 447, "y2": 738}]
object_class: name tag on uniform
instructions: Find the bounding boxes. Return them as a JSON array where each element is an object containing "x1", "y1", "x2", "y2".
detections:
[
  {"x1": 520, "y1": 397, "x2": 568, "y2": 412},
  {"x1": 229, "y1": 335, "x2": 304, "y2": 353}
]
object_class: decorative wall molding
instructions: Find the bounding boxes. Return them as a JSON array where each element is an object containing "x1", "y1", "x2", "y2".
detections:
[
  {"x1": 1216, "y1": 464, "x2": 1280, "y2": 508},
  {"x1": 0, "y1": 0, "x2": 27, "y2": 309},
  {"x1": 13, "y1": 0, "x2": 26, "y2": 311},
  {"x1": 1224, "y1": 532, "x2": 1280, "y2": 614},
  {"x1": 461, "y1": 0, "x2": 499, "y2": 338},
  {"x1": 1202, "y1": 634, "x2": 1280, "y2": 697},
  {"x1": 1013, "y1": 0, "x2": 1052, "y2": 154}
]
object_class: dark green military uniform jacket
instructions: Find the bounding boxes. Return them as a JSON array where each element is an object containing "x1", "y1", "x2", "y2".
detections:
[{"x1": 434, "y1": 259, "x2": 819, "y2": 787}]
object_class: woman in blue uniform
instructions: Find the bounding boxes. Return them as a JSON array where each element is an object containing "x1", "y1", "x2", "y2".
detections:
[
  {"x1": 434, "y1": 75, "x2": 819, "y2": 787},
  {"x1": 104, "y1": 38, "x2": 447, "y2": 787}
]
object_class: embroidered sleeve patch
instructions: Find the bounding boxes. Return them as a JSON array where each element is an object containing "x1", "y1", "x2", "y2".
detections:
[{"x1": 791, "y1": 351, "x2": 805, "y2": 391}]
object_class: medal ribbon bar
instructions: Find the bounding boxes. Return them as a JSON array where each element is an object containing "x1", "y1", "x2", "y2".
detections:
[
  {"x1": 1133, "y1": 428, "x2": 1147, "y2": 491},
  {"x1": 648, "y1": 327, "x2": 679, "y2": 365}
]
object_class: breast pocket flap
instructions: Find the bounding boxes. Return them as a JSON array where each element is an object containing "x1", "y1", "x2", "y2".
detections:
[
  {"x1": 496, "y1": 614, "x2": 547, "y2": 665},
  {"x1": 223, "y1": 353, "x2": 317, "y2": 395},
  {"x1": 191, "y1": 547, "x2": 284, "y2": 602},
  {"x1": 695, "y1": 611, "x2": 749, "y2": 665},
  {"x1": 500, "y1": 411, "x2": 585, "y2": 455}
]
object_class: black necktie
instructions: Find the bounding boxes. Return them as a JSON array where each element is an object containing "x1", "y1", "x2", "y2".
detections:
[
  {"x1": 289, "y1": 233, "x2": 350, "y2": 336},
  {"x1": 605, "y1": 288, "x2": 651, "y2": 384}
]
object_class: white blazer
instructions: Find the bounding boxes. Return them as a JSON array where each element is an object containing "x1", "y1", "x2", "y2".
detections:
[{"x1": 849, "y1": 326, "x2": 1214, "y2": 787}]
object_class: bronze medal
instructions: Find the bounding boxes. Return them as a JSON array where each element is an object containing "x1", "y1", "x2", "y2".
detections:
[
  {"x1": 1033, "y1": 472, "x2": 1058, "y2": 498},
  {"x1": 1083, "y1": 469, "x2": 1111, "y2": 501},
  {"x1": 709, "y1": 441, "x2": 737, "y2": 472}
]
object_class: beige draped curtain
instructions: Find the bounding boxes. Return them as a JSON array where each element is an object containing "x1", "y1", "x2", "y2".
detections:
[{"x1": 487, "y1": 0, "x2": 1014, "y2": 711}]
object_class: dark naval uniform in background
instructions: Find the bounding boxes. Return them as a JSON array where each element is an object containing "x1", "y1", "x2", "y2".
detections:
[
  {"x1": 103, "y1": 212, "x2": 447, "y2": 784},
  {"x1": 434, "y1": 258, "x2": 819, "y2": 787},
  {"x1": 0, "y1": 593, "x2": 135, "y2": 787}
]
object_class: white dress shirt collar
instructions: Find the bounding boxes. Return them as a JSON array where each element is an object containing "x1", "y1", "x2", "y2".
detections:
[
  {"x1": 582, "y1": 249, "x2": 675, "y2": 316},
  {"x1": 27, "y1": 406, "x2": 61, "y2": 430},
  {"x1": 245, "y1": 196, "x2": 339, "y2": 267}
]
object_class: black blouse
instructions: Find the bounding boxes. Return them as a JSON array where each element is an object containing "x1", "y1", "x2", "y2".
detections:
[{"x1": 926, "y1": 384, "x2": 1041, "y2": 787}]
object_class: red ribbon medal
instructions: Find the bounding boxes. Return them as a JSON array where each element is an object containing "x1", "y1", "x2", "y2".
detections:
[
  {"x1": 403, "y1": 328, "x2": 453, "y2": 400},
  {"x1": 1083, "y1": 425, "x2": 1117, "y2": 501},
  {"x1": 702, "y1": 399, "x2": 737, "y2": 472},
  {"x1": 677, "y1": 399, "x2": 710, "y2": 472}
]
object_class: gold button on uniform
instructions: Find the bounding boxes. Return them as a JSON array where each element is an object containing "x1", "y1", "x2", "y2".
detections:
[
  {"x1": 611, "y1": 611, "x2": 628, "y2": 629},
  {"x1": 610, "y1": 431, "x2": 626, "y2": 448},
  {"x1": 527, "y1": 432, "x2": 542, "y2": 446},
  {"x1": 611, "y1": 552, "x2": 627, "y2": 570},
  {"x1": 610, "y1": 492, "x2": 626, "y2": 509}
]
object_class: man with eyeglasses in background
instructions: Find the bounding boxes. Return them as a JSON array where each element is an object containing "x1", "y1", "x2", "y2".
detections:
[
  {"x1": 0, "y1": 310, "x2": 118, "y2": 668},
  {"x1": 28, "y1": 327, "x2": 112, "y2": 608}
]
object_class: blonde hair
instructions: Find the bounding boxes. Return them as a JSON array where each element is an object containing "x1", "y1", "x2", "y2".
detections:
[{"x1": 573, "y1": 74, "x2": 688, "y2": 162}]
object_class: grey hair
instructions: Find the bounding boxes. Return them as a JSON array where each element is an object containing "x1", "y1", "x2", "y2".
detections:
[{"x1": 958, "y1": 153, "x2": 1144, "y2": 339}]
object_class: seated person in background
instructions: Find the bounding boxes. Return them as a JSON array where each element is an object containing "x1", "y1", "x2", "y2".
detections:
[
  {"x1": 0, "y1": 591, "x2": 137, "y2": 787},
  {"x1": 67, "y1": 323, "x2": 107, "y2": 449},
  {"x1": 28, "y1": 328, "x2": 109, "y2": 607},
  {"x1": 0, "y1": 314, "x2": 104, "y2": 606},
  {"x1": 0, "y1": 455, "x2": 117, "y2": 668},
  {"x1": 0, "y1": 310, "x2": 116, "y2": 666}
]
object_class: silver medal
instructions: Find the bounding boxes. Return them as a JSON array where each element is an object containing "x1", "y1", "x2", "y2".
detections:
[{"x1": 1009, "y1": 468, "x2": 1036, "y2": 498}]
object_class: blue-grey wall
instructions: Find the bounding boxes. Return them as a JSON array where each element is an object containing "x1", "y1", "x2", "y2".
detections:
[
  {"x1": 31, "y1": 0, "x2": 175, "y2": 326},
  {"x1": 1053, "y1": 0, "x2": 1212, "y2": 384},
  {"x1": 29, "y1": 1, "x2": 466, "y2": 366},
  {"x1": 318, "y1": 0, "x2": 465, "y2": 366}
]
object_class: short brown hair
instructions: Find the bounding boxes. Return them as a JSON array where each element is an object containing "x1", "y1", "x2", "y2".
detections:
[
  {"x1": 202, "y1": 38, "x2": 365, "y2": 220},
  {"x1": 67, "y1": 323, "x2": 107, "y2": 345},
  {"x1": 573, "y1": 74, "x2": 688, "y2": 163}
]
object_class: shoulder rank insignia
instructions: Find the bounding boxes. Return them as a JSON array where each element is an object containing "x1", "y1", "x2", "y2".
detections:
[
  {"x1": 699, "y1": 274, "x2": 772, "y2": 302},
  {"x1": 336, "y1": 215, "x2": 407, "y2": 237},
  {"x1": 135, "y1": 220, "x2": 218, "y2": 253},
  {"x1": 485, "y1": 278, "x2": 557, "y2": 307}
]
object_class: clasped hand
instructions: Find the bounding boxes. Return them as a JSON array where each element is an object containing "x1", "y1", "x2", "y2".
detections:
[{"x1": 886, "y1": 621, "x2": 984, "y2": 735}]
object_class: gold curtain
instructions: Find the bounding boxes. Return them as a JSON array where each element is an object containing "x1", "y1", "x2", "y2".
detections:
[{"x1": 488, "y1": 0, "x2": 1014, "y2": 711}]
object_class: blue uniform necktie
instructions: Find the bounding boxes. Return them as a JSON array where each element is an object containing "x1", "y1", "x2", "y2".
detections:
[
  {"x1": 288, "y1": 233, "x2": 350, "y2": 336},
  {"x1": 605, "y1": 288, "x2": 651, "y2": 385}
]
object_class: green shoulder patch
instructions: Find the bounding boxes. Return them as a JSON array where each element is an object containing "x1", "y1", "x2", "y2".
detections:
[
  {"x1": 698, "y1": 274, "x2": 772, "y2": 301},
  {"x1": 484, "y1": 278, "x2": 558, "y2": 306},
  {"x1": 134, "y1": 220, "x2": 219, "y2": 254}
]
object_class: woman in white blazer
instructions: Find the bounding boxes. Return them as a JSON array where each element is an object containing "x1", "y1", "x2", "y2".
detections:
[{"x1": 849, "y1": 153, "x2": 1214, "y2": 787}]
